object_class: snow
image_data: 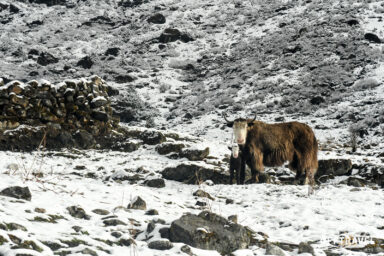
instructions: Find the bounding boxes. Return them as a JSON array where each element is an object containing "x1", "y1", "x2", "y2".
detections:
[{"x1": 1, "y1": 0, "x2": 384, "y2": 255}]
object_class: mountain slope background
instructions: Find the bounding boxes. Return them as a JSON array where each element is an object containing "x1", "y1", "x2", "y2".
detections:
[{"x1": 0, "y1": 0, "x2": 384, "y2": 255}]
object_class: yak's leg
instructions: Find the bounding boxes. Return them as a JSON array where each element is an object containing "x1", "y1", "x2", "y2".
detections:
[
  {"x1": 239, "y1": 158, "x2": 246, "y2": 184},
  {"x1": 249, "y1": 147, "x2": 264, "y2": 183},
  {"x1": 229, "y1": 164, "x2": 234, "y2": 185},
  {"x1": 303, "y1": 169, "x2": 316, "y2": 195},
  {"x1": 236, "y1": 167, "x2": 241, "y2": 185},
  {"x1": 304, "y1": 169, "x2": 316, "y2": 186}
]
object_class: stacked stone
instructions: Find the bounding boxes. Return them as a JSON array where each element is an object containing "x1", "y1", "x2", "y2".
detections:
[{"x1": 0, "y1": 75, "x2": 118, "y2": 136}]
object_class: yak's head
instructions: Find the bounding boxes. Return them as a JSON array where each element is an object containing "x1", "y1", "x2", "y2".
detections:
[{"x1": 223, "y1": 113, "x2": 256, "y2": 145}]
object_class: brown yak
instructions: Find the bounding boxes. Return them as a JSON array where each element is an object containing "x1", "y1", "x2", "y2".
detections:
[{"x1": 224, "y1": 114, "x2": 318, "y2": 185}]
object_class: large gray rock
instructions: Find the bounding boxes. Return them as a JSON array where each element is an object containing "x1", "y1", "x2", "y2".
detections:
[
  {"x1": 266, "y1": 243, "x2": 286, "y2": 256},
  {"x1": 316, "y1": 159, "x2": 352, "y2": 177},
  {"x1": 148, "y1": 240, "x2": 173, "y2": 250},
  {"x1": 169, "y1": 211, "x2": 251, "y2": 254},
  {"x1": 162, "y1": 164, "x2": 229, "y2": 184},
  {"x1": 180, "y1": 147, "x2": 210, "y2": 161},
  {"x1": 0, "y1": 186, "x2": 31, "y2": 201}
]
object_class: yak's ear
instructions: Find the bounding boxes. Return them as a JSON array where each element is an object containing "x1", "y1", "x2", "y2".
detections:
[
  {"x1": 247, "y1": 122, "x2": 255, "y2": 127},
  {"x1": 226, "y1": 122, "x2": 234, "y2": 128},
  {"x1": 227, "y1": 146, "x2": 232, "y2": 150}
]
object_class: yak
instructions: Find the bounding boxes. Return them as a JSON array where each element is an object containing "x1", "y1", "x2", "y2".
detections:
[
  {"x1": 228, "y1": 144, "x2": 245, "y2": 185},
  {"x1": 224, "y1": 114, "x2": 318, "y2": 185}
]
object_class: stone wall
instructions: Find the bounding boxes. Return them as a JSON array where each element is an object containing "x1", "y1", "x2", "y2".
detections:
[
  {"x1": 0, "y1": 75, "x2": 121, "y2": 151},
  {"x1": 0, "y1": 75, "x2": 118, "y2": 134}
]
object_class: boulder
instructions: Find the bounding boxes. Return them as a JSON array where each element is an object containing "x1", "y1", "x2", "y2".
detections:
[
  {"x1": 140, "y1": 130, "x2": 166, "y2": 145},
  {"x1": 192, "y1": 189, "x2": 214, "y2": 201},
  {"x1": 155, "y1": 143, "x2": 185, "y2": 155},
  {"x1": 67, "y1": 206, "x2": 90, "y2": 220},
  {"x1": 316, "y1": 159, "x2": 352, "y2": 177},
  {"x1": 266, "y1": 243, "x2": 286, "y2": 256},
  {"x1": 159, "y1": 28, "x2": 194, "y2": 43},
  {"x1": 37, "y1": 52, "x2": 59, "y2": 66},
  {"x1": 145, "y1": 178, "x2": 165, "y2": 188},
  {"x1": 77, "y1": 56, "x2": 94, "y2": 69},
  {"x1": 364, "y1": 33, "x2": 382, "y2": 43},
  {"x1": 0, "y1": 186, "x2": 31, "y2": 201},
  {"x1": 298, "y1": 242, "x2": 315, "y2": 255},
  {"x1": 180, "y1": 147, "x2": 210, "y2": 161},
  {"x1": 148, "y1": 240, "x2": 173, "y2": 250},
  {"x1": 127, "y1": 196, "x2": 146, "y2": 210},
  {"x1": 147, "y1": 13, "x2": 166, "y2": 24},
  {"x1": 162, "y1": 164, "x2": 229, "y2": 184},
  {"x1": 169, "y1": 211, "x2": 251, "y2": 254}
]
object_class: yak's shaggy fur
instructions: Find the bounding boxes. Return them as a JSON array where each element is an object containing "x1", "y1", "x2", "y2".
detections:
[{"x1": 227, "y1": 119, "x2": 318, "y2": 185}]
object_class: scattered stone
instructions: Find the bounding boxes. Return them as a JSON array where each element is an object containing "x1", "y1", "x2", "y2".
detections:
[
  {"x1": 147, "y1": 222, "x2": 156, "y2": 233},
  {"x1": 67, "y1": 206, "x2": 91, "y2": 220},
  {"x1": 298, "y1": 242, "x2": 315, "y2": 255},
  {"x1": 195, "y1": 201, "x2": 207, "y2": 207},
  {"x1": 92, "y1": 209, "x2": 110, "y2": 215},
  {"x1": 117, "y1": 238, "x2": 135, "y2": 246},
  {"x1": 266, "y1": 243, "x2": 286, "y2": 256},
  {"x1": 159, "y1": 28, "x2": 194, "y2": 43},
  {"x1": 111, "y1": 231, "x2": 122, "y2": 238},
  {"x1": 180, "y1": 244, "x2": 195, "y2": 256},
  {"x1": 77, "y1": 56, "x2": 94, "y2": 69},
  {"x1": 103, "y1": 219, "x2": 127, "y2": 226},
  {"x1": 127, "y1": 196, "x2": 147, "y2": 210},
  {"x1": 316, "y1": 159, "x2": 353, "y2": 177},
  {"x1": 148, "y1": 240, "x2": 173, "y2": 250},
  {"x1": 155, "y1": 143, "x2": 185, "y2": 155},
  {"x1": 228, "y1": 215, "x2": 238, "y2": 224},
  {"x1": 145, "y1": 178, "x2": 165, "y2": 188},
  {"x1": 0, "y1": 222, "x2": 27, "y2": 231},
  {"x1": 37, "y1": 52, "x2": 59, "y2": 66},
  {"x1": 0, "y1": 186, "x2": 31, "y2": 201},
  {"x1": 162, "y1": 164, "x2": 229, "y2": 184},
  {"x1": 180, "y1": 147, "x2": 210, "y2": 161},
  {"x1": 193, "y1": 189, "x2": 214, "y2": 200},
  {"x1": 42, "y1": 241, "x2": 63, "y2": 251},
  {"x1": 78, "y1": 248, "x2": 98, "y2": 256},
  {"x1": 105, "y1": 47, "x2": 120, "y2": 56},
  {"x1": 159, "y1": 227, "x2": 170, "y2": 239},
  {"x1": 225, "y1": 199, "x2": 234, "y2": 204},
  {"x1": 147, "y1": 13, "x2": 166, "y2": 24},
  {"x1": 140, "y1": 130, "x2": 166, "y2": 145},
  {"x1": 341, "y1": 177, "x2": 367, "y2": 187},
  {"x1": 364, "y1": 33, "x2": 382, "y2": 43},
  {"x1": 169, "y1": 211, "x2": 251, "y2": 254},
  {"x1": 34, "y1": 208, "x2": 46, "y2": 213},
  {"x1": 145, "y1": 209, "x2": 159, "y2": 215}
]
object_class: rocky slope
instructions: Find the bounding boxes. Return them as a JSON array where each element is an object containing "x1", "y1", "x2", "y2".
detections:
[{"x1": 1, "y1": 0, "x2": 384, "y2": 255}]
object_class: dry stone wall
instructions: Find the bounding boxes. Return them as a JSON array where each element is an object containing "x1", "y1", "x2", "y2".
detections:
[
  {"x1": 0, "y1": 75, "x2": 118, "y2": 133},
  {"x1": 0, "y1": 75, "x2": 121, "y2": 151}
]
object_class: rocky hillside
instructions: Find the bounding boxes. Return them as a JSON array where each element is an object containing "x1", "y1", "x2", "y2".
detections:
[{"x1": 1, "y1": 0, "x2": 384, "y2": 255}]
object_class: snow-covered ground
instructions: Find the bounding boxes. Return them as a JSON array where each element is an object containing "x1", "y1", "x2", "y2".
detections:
[{"x1": 1, "y1": 0, "x2": 384, "y2": 255}]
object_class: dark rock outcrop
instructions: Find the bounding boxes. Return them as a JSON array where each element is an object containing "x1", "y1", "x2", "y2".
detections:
[
  {"x1": 0, "y1": 186, "x2": 32, "y2": 201},
  {"x1": 180, "y1": 147, "x2": 210, "y2": 161},
  {"x1": 147, "y1": 13, "x2": 166, "y2": 24},
  {"x1": 159, "y1": 28, "x2": 194, "y2": 43},
  {"x1": 67, "y1": 206, "x2": 90, "y2": 220},
  {"x1": 148, "y1": 240, "x2": 173, "y2": 250},
  {"x1": 162, "y1": 164, "x2": 229, "y2": 184},
  {"x1": 145, "y1": 178, "x2": 165, "y2": 188},
  {"x1": 169, "y1": 211, "x2": 251, "y2": 254},
  {"x1": 316, "y1": 159, "x2": 353, "y2": 178},
  {"x1": 127, "y1": 196, "x2": 146, "y2": 210}
]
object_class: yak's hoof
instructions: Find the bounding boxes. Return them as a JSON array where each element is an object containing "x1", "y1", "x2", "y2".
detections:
[{"x1": 258, "y1": 173, "x2": 270, "y2": 184}]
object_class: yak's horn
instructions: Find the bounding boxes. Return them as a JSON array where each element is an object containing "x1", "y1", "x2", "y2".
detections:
[
  {"x1": 222, "y1": 112, "x2": 233, "y2": 123},
  {"x1": 250, "y1": 113, "x2": 256, "y2": 122}
]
